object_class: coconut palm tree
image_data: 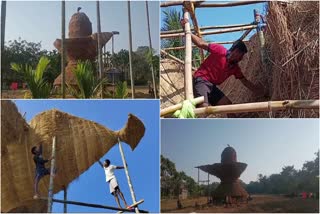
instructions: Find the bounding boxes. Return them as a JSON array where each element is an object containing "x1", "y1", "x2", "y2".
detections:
[
  {"x1": 61, "y1": 0, "x2": 66, "y2": 98},
  {"x1": 145, "y1": 1, "x2": 157, "y2": 98},
  {"x1": 11, "y1": 56, "x2": 52, "y2": 98}
]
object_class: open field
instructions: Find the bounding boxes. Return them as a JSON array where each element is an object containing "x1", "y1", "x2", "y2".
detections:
[
  {"x1": 161, "y1": 195, "x2": 319, "y2": 213},
  {"x1": 1, "y1": 86, "x2": 155, "y2": 99}
]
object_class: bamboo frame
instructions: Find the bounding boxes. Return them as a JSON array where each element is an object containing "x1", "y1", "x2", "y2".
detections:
[
  {"x1": 39, "y1": 197, "x2": 147, "y2": 212},
  {"x1": 160, "y1": 1, "x2": 266, "y2": 8},
  {"x1": 161, "y1": 23, "x2": 254, "y2": 35},
  {"x1": 161, "y1": 25, "x2": 257, "y2": 39},
  {"x1": 192, "y1": 100, "x2": 319, "y2": 115},
  {"x1": 160, "y1": 49, "x2": 197, "y2": 71},
  {"x1": 162, "y1": 40, "x2": 250, "y2": 51},
  {"x1": 96, "y1": 0, "x2": 103, "y2": 98},
  {"x1": 47, "y1": 136, "x2": 56, "y2": 213},
  {"x1": 160, "y1": 96, "x2": 205, "y2": 117},
  {"x1": 63, "y1": 186, "x2": 67, "y2": 213},
  {"x1": 118, "y1": 140, "x2": 140, "y2": 213},
  {"x1": 183, "y1": 10, "x2": 194, "y2": 100}
]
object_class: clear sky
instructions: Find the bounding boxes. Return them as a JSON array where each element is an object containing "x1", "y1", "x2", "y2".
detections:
[
  {"x1": 161, "y1": 119, "x2": 319, "y2": 184},
  {"x1": 3, "y1": 0, "x2": 160, "y2": 53},
  {"x1": 161, "y1": 1, "x2": 266, "y2": 49},
  {"x1": 13, "y1": 99, "x2": 160, "y2": 212}
]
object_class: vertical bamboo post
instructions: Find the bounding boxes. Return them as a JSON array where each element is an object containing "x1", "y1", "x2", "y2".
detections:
[
  {"x1": 127, "y1": 0, "x2": 135, "y2": 98},
  {"x1": 197, "y1": 167, "x2": 200, "y2": 184},
  {"x1": 63, "y1": 186, "x2": 67, "y2": 213},
  {"x1": 254, "y1": 9, "x2": 266, "y2": 64},
  {"x1": 145, "y1": 1, "x2": 157, "y2": 99},
  {"x1": 96, "y1": 0, "x2": 103, "y2": 98},
  {"x1": 118, "y1": 139, "x2": 139, "y2": 213},
  {"x1": 61, "y1": 0, "x2": 66, "y2": 98},
  {"x1": 207, "y1": 173, "x2": 209, "y2": 202},
  {"x1": 47, "y1": 136, "x2": 56, "y2": 213},
  {"x1": 183, "y1": 8, "x2": 194, "y2": 100}
]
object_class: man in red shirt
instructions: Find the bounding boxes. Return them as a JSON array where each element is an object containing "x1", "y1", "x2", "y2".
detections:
[{"x1": 181, "y1": 19, "x2": 265, "y2": 108}]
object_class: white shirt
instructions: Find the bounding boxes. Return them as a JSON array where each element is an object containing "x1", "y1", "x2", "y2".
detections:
[{"x1": 104, "y1": 165, "x2": 117, "y2": 182}]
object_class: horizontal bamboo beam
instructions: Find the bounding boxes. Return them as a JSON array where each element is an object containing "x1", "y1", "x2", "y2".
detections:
[
  {"x1": 193, "y1": 100, "x2": 319, "y2": 115},
  {"x1": 161, "y1": 23, "x2": 254, "y2": 35},
  {"x1": 160, "y1": 96, "x2": 205, "y2": 117},
  {"x1": 38, "y1": 197, "x2": 147, "y2": 213},
  {"x1": 160, "y1": 49, "x2": 197, "y2": 71},
  {"x1": 162, "y1": 40, "x2": 250, "y2": 51},
  {"x1": 160, "y1": 1, "x2": 266, "y2": 8},
  {"x1": 161, "y1": 25, "x2": 257, "y2": 39},
  {"x1": 195, "y1": 1, "x2": 267, "y2": 8}
]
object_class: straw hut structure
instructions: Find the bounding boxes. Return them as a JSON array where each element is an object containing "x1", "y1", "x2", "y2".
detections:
[
  {"x1": 198, "y1": 146, "x2": 248, "y2": 200},
  {"x1": 160, "y1": 1, "x2": 319, "y2": 118},
  {"x1": 1, "y1": 100, "x2": 145, "y2": 212}
]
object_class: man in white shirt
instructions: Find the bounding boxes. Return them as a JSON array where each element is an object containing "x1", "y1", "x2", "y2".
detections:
[{"x1": 98, "y1": 159, "x2": 130, "y2": 209}]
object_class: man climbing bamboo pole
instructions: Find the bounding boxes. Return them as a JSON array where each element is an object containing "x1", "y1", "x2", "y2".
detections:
[{"x1": 118, "y1": 140, "x2": 139, "y2": 213}]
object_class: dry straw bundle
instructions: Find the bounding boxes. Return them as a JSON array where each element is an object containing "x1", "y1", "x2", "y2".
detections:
[
  {"x1": 160, "y1": 1, "x2": 319, "y2": 118},
  {"x1": 1, "y1": 100, "x2": 145, "y2": 212}
]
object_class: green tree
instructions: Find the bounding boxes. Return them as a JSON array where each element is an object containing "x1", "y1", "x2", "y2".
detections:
[{"x1": 11, "y1": 56, "x2": 52, "y2": 98}]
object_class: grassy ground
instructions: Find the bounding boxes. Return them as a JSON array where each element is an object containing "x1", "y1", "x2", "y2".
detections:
[
  {"x1": 161, "y1": 195, "x2": 319, "y2": 213},
  {"x1": 1, "y1": 86, "x2": 155, "y2": 99}
]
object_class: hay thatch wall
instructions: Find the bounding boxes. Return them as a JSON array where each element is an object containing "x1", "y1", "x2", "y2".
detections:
[
  {"x1": 1, "y1": 101, "x2": 145, "y2": 212},
  {"x1": 160, "y1": 1, "x2": 319, "y2": 118}
]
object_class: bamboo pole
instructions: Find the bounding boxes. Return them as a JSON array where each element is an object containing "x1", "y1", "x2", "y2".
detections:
[
  {"x1": 61, "y1": 0, "x2": 66, "y2": 98},
  {"x1": 161, "y1": 25, "x2": 257, "y2": 38},
  {"x1": 183, "y1": 10, "x2": 194, "y2": 100},
  {"x1": 160, "y1": 96, "x2": 204, "y2": 117},
  {"x1": 63, "y1": 186, "x2": 67, "y2": 213},
  {"x1": 1, "y1": 1, "x2": 7, "y2": 68},
  {"x1": 145, "y1": 1, "x2": 157, "y2": 98},
  {"x1": 96, "y1": 0, "x2": 103, "y2": 98},
  {"x1": 127, "y1": 0, "x2": 135, "y2": 98},
  {"x1": 163, "y1": 40, "x2": 250, "y2": 51},
  {"x1": 239, "y1": 28, "x2": 253, "y2": 41},
  {"x1": 39, "y1": 197, "x2": 147, "y2": 212},
  {"x1": 47, "y1": 136, "x2": 56, "y2": 213},
  {"x1": 193, "y1": 100, "x2": 319, "y2": 115},
  {"x1": 185, "y1": 1, "x2": 204, "y2": 61},
  {"x1": 118, "y1": 140, "x2": 139, "y2": 213},
  {"x1": 195, "y1": 1, "x2": 267, "y2": 8},
  {"x1": 161, "y1": 23, "x2": 254, "y2": 35},
  {"x1": 160, "y1": 49, "x2": 197, "y2": 71},
  {"x1": 160, "y1": 1, "x2": 266, "y2": 8}
]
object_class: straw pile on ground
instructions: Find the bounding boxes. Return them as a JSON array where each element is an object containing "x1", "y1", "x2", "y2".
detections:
[
  {"x1": 1, "y1": 100, "x2": 145, "y2": 212},
  {"x1": 160, "y1": 1, "x2": 319, "y2": 118}
]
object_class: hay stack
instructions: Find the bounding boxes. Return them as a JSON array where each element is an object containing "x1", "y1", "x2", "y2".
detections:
[
  {"x1": 1, "y1": 100, "x2": 145, "y2": 212},
  {"x1": 161, "y1": 1, "x2": 319, "y2": 118}
]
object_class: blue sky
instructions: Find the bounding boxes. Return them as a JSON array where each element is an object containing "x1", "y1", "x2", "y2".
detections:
[
  {"x1": 3, "y1": 0, "x2": 159, "y2": 53},
  {"x1": 161, "y1": 1, "x2": 266, "y2": 49},
  {"x1": 161, "y1": 119, "x2": 319, "y2": 184},
  {"x1": 13, "y1": 99, "x2": 160, "y2": 212}
]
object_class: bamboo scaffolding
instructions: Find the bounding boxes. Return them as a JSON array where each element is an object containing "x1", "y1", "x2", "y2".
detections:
[
  {"x1": 160, "y1": 96, "x2": 205, "y2": 117},
  {"x1": 118, "y1": 140, "x2": 139, "y2": 213},
  {"x1": 160, "y1": 1, "x2": 266, "y2": 8},
  {"x1": 63, "y1": 187, "x2": 67, "y2": 213},
  {"x1": 161, "y1": 25, "x2": 257, "y2": 39},
  {"x1": 239, "y1": 28, "x2": 253, "y2": 41},
  {"x1": 192, "y1": 100, "x2": 320, "y2": 115},
  {"x1": 160, "y1": 49, "x2": 197, "y2": 71},
  {"x1": 161, "y1": 23, "x2": 254, "y2": 35},
  {"x1": 127, "y1": 0, "x2": 135, "y2": 98},
  {"x1": 39, "y1": 197, "x2": 147, "y2": 212},
  {"x1": 96, "y1": 0, "x2": 103, "y2": 98},
  {"x1": 183, "y1": 10, "x2": 194, "y2": 100},
  {"x1": 47, "y1": 136, "x2": 56, "y2": 213},
  {"x1": 163, "y1": 40, "x2": 250, "y2": 51},
  {"x1": 61, "y1": 0, "x2": 66, "y2": 98}
]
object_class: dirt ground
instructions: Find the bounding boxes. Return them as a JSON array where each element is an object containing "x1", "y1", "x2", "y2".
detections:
[
  {"x1": 1, "y1": 86, "x2": 155, "y2": 99},
  {"x1": 161, "y1": 195, "x2": 319, "y2": 213}
]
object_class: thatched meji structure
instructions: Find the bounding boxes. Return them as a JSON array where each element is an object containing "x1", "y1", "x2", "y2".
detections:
[{"x1": 1, "y1": 100, "x2": 146, "y2": 212}]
